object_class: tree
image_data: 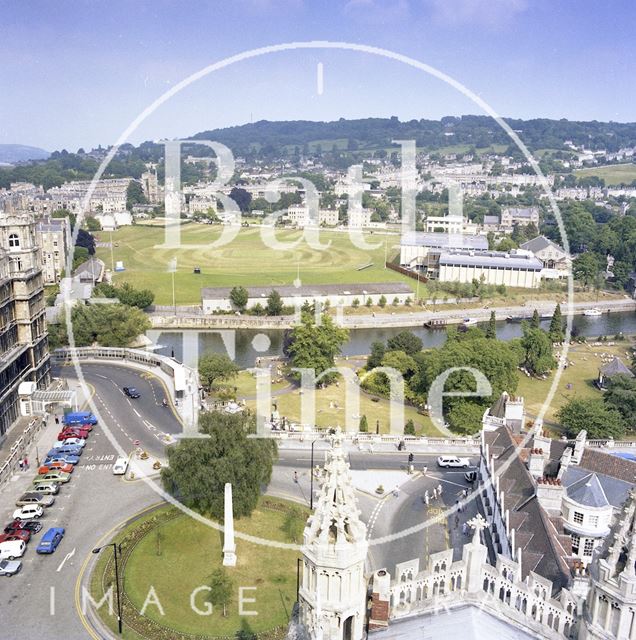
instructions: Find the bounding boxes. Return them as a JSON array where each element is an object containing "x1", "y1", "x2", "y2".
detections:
[
  {"x1": 386, "y1": 330, "x2": 423, "y2": 356},
  {"x1": 208, "y1": 568, "x2": 233, "y2": 617},
  {"x1": 447, "y1": 401, "x2": 486, "y2": 435},
  {"x1": 72, "y1": 246, "x2": 89, "y2": 270},
  {"x1": 282, "y1": 507, "x2": 305, "y2": 543},
  {"x1": 604, "y1": 374, "x2": 636, "y2": 428},
  {"x1": 287, "y1": 313, "x2": 349, "y2": 383},
  {"x1": 85, "y1": 216, "x2": 101, "y2": 232},
  {"x1": 378, "y1": 295, "x2": 387, "y2": 308},
  {"x1": 198, "y1": 353, "x2": 240, "y2": 391},
  {"x1": 162, "y1": 411, "x2": 277, "y2": 520},
  {"x1": 380, "y1": 350, "x2": 418, "y2": 379},
  {"x1": 266, "y1": 290, "x2": 283, "y2": 316},
  {"x1": 229, "y1": 187, "x2": 252, "y2": 213},
  {"x1": 530, "y1": 309, "x2": 540, "y2": 329},
  {"x1": 126, "y1": 180, "x2": 147, "y2": 210},
  {"x1": 557, "y1": 398, "x2": 625, "y2": 440},
  {"x1": 573, "y1": 253, "x2": 600, "y2": 289},
  {"x1": 58, "y1": 303, "x2": 151, "y2": 347},
  {"x1": 230, "y1": 286, "x2": 249, "y2": 311},
  {"x1": 75, "y1": 228, "x2": 96, "y2": 255},
  {"x1": 549, "y1": 303, "x2": 564, "y2": 343},
  {"x1": 359, "y1": 415, "x2": 368, "y2": 432},
  {"x1": 367, "y1": 341, "x2": 386, "y2": 370},
  {"x1": 365, "y1": 297, "x2": 372, "y2": 307},
  {"x1": 485, "y1": 311, "x2": 496, "y2": 339},
  {"x1": 404, "y1": 419, "x2": 415, "y2": 436},
  {"x1": 521, "y1": 326, "x2": 555, "y2": 375}
]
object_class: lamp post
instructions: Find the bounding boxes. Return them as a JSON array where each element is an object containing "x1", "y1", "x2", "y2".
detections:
[
  {"x1": 310, "y1": 439, "x2": 318, "y2": 511},
  {"x1": 93, "y1": 543, "x2": 123, "y2": 634}
]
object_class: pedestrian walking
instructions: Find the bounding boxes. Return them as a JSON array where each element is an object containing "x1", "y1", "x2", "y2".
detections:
[
  {"x1": 437, "y1": 483, "x2": 443, "y2": 496},
  {"x1": 424, "y1": 490, "x2": 430, "y2": 505},
  {"x1": 23, "y1": 457, "x2": 28, "y2": 470},
  {"x1": 454, "y1": 514, "x2": 459, "y2": 529},
  {"x1": 18, "y1": 459, "x2": 23, "y2": 471},
  {"x1": 462, "y1": 522, "x2": 468, "y2": 536},
  {"x1": 293, "y1": 471, "x2": 299, "y2": 483},
  {"x1": 432, "y1": 487, "x2": 438, "y2": 500},
  {"x1": 55, "y1": 415, "x2": 60, "y2": 425}
]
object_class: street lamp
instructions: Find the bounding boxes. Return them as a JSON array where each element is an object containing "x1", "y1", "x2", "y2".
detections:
[
  {"x1": 92, "y1": 543, "x2": 123, "y2": 634},
  {"x1": 310, "y1": 439, "x2": 318, "y2": 511}
]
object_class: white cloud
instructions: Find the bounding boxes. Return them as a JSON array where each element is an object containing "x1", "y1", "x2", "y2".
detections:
[
  {"x1": 423, "y1": 0, "x2": 528, "y2": 27},
  {"x1": 343, "y1": 0, "x2": 411, "y2": 24}
]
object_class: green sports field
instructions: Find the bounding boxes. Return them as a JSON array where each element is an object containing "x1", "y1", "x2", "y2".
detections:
[
  {"x1": 574, "y1": 163, "x2": 636, "y2": 186},
  {"x1": 95, "y1": 224, "x2": 414, "y2": 305}
]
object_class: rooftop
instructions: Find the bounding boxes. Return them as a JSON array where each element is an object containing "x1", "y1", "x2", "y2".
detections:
[
  {"x1": 400, "y1": 231, "x2": 488, "y2": 251},
  {"x1": 439, "y1": 250, "x2": 543, "y2": 271}
]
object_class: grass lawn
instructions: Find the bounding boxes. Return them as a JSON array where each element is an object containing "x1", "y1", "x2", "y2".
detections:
[
  {"x1": 95, "y1": 225, "x2": 413, "y2": 305},
  {"x1": 92, "y1": 499, "x2": 306, "y2": 638},
  {"x1": 516, "y1": 340, "x2": 634, "y2": 426},
  {"x1": 214, "y1": 370, "x2": 290, "y2": 400},
  {"x1": 574, "y1": 163, "x2": 636, "y2": 186}
]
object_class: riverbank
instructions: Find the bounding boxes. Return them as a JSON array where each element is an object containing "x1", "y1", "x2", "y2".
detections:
[{"x1": 148, "y1": 297, "x2": 636, "y2": 330}]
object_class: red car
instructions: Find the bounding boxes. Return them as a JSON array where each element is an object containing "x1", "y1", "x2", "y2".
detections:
[
  {"x1": 38, "y1": 462, "x2": 74, "y2": 475},
  {"x1": 57, "y1": 428, "x2": 90, "y2": 441},
  {"x1": 0, "y1": 530, "x2": 31, "y2": 543}
]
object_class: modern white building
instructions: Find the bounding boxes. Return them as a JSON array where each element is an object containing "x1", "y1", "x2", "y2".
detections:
[
  {"x1": 399, "y1": 231, "x2": 488, "y2": 270},
  {"x1": 425, "y1": 214, "x2": 478, "y2": 235},
  {"x1": 438, "y1": 249, "x2": 543, "y2": 288}
]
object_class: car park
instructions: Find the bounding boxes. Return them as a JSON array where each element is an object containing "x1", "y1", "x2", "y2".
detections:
[
  {"x1": 38, "y1": 462, "x2": 74, "y2": 474},
  {"x1": 47, "y1": 445, "x2": 82, "y2": 458},
  {"x1": 63, "y1": 411, "x2": 97, "y2": 425},
  {"x1": 0, "y1": 540, "x2": 26, "y2": 560},
  {"x1": 44, "y1": 454, "x2": 79, "y2": 466},
  {"x1": 33, "y1": 471, "x2": 71, "y2": 485},
  {"x1": 112, "y1": 456, "x2": 129, "y2": 475},
  {"x1": 123, "y1": 386, "x2": 141, "y2": 398},
  {"x1": 436, "y1": 455, "x2": 470, "y2": 468},
  {"x1": 59, "y1": 437, "x2": 85, "y2": 448},
  {"x1": 0, "y1": 530, "x2": 31, "y2": 543},
  {"x1": 13, "y1": 505, "x2": 43, "y2": 520},
  {"x1": 0, "y1": 559, "x2": 21, "y2": 576},
  {"x1": 36, "y1": 527, "x2": 65, "y2": 554},
  {"x1": 4, "y1": 520, "x2": 42, "y2": 535},
  {"x1": 15, "y1": 492, "x2": 55, "y2": 507}
]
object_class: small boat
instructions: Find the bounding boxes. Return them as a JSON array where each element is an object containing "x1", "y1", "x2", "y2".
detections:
[
  {"x1": 584, "y1": 308, "x2": 602, "y2": 317},
  {"x1": 424, "y1": 318, "x2": 447, "y2": 329},
  {"x1": 462, "y1": 318, "x2": 479, "y2": 327}
]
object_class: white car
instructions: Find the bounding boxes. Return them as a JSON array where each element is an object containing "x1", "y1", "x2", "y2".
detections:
[
  {"x1": 112, "y1": 456, "x2": 129, "y2": 476},
  {"x1": 437, "y1": 455, "x2": 470, "y2": 468},
  {"x1": 0, "y1": 559, "x2": 21, "y2": 576},
  {"x1": 12, "y1": 504, "x2": 44, "y2": 520},
  {"x1": 0, "y1": 540, "x2": 26, "y2": 560},
  {"x1": 60, "y1": 437, "x2": 85, "y2": 447}
]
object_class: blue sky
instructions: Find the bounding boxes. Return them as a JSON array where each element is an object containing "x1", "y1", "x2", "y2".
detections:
[{"x1": 1, "y1": 0, "x2": 634, "y2": 151}]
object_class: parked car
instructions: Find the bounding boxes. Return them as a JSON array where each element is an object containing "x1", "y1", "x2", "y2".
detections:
[
  {"x1": 63, "y1": 411, "x2": 97, "y2": 425},
  {"x1": 4, "y1": 520, "x2": 42, "y2": 535},
  {"x1": 32, "y1": 482, "x2": 60, "y2": 495},
  {"x1": 33, "y1": 471, "x2": 71, "y2": 485},
  {"x1": 37, "y1": 527, "x2": 65, "y2": 554},
  {"x1": 38, "y1": 462, "x2": 74, "y2": 475},
  {"x1": 0, "y1": 540, "x2": 26, "y2": 560},
  {"x1": 57, "y1": 428, "x2": 90, "y2": 440},
  {"x1": 436, "y1": 455, "x2": 470, "y2": 468},
  {"x1": 44, "y1": 454, "x2": 79, "y2": 466},
  {"x1": 123, "y1": 386, "x2": 141, "y2": 399},
  {"x1": 47, "y1": 445, "x2": 82, "y2": 458},
  {"x1": 12, "y1": 505, "x2": 43, "y2": 520},
  {"x1": 59, "y1": 437, "x2": 85, "y2": 448},
  {"x1": 112, "y1": 456, "x2": 129, "y2": 475},
  {"x1": 0, "y1": 559, "x2": 21, "y2": 576},
  {"x1": 15, "y1": 492, "x2": 55, "y2": 507},
  {"x1": 464, "y1": 470, "x2": 478, "y2": 483},
  {"x1": 0, "y1": 530, "x2": 30, "y2": 543}
]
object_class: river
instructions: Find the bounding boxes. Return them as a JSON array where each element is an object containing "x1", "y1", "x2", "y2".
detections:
[{"x1": 146, "y1": 310, "x2": 636, "y2": 369}]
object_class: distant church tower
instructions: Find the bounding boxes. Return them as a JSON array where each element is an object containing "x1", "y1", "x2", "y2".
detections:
[
  {"x1": 580, "y1": 489, "x2": 636, "y2": 639},
  {"x1": 298, "y1": 429, "x2": 368, "y2": 640}
]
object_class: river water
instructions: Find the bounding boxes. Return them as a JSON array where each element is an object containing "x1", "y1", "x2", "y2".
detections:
[{"x1": 147, "y1": 310, "x2": 636, "y2": 369}]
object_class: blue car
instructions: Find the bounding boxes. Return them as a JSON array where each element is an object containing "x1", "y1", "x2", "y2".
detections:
[
  {"x1": 36, "y1": 527, "x2": 65, "y2": 554},
  {"x1": 63, "y1": 411, "x2": 97, "y2": 425},
  {"x1": 44, "y1": 454, "x2": 80, "y2": 466},
  {"x1": 47, "y1": 445, "x2": 82, "y2": 458}
]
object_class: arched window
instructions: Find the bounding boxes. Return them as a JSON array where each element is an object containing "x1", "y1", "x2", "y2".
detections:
[{"x1": 8, "y1": 233, "x2": 19, "y2": 248}]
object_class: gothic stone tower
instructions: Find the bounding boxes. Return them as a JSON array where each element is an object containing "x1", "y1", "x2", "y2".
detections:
[
  {"x1": 580, "y1": 490, "x2": 636, "y2": 640},
  {"x1": 299, "y1": 429, "x2": 369, "y2": 640}
]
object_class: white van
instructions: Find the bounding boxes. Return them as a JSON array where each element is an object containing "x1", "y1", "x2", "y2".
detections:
[{"x1": 0, "y1": 540, "x2": 26, "y2": 560}]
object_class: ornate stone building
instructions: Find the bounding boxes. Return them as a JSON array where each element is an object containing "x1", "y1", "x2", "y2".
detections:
[{"x1": 0, "y1": 212, "x2": 50, "y2": 440}]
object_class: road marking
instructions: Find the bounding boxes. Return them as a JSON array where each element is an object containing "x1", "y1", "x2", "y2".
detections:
[
  {"x1": 133, "y1": 409, "x2": 141, "y2": 418},
  {"x1": 56, "y1": 547, "x2": 75, "y2": 572}
]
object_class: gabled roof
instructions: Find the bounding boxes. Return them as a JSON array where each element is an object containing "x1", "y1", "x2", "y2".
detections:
[
  {"x1": 520, "y1": 235, "x2": 565, "y2": 255},
  {"x1": 599, "y1": 357, "x2": 634, "y2": 378},
  {"x1": 579, "y1": 448, "x2": 636, "y2": 484},
  {"x1": 566, "y1": 473, "x2": 610, "y2": 508}
]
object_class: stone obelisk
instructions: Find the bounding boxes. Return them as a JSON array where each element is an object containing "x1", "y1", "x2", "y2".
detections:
[{"x1": 222, "y1": 482, "x2": 237, "y2": 567}]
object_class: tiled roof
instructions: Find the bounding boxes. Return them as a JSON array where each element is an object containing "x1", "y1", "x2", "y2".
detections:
[
  {"x1": 599, "y1": 357, "x2": 634, "y2": 378},
  {"x1": 563, "y1": 466, "x2": 632, "y2": 509},
  {"x1": 565, "y1": 473, "x2": 610, "y2": 508},
  {"x1": 579, "y1": 448, "x2": 636, "y2": 484}
]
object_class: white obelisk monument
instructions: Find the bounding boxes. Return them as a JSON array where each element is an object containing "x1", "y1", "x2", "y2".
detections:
[{"x1": 222, "y1": 482, "x2": 237, "y2": 567}]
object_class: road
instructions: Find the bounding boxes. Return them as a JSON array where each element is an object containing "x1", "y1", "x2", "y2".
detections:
[{"x1": 0, "y1": 362, "x2": 481, "y2": 638}]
